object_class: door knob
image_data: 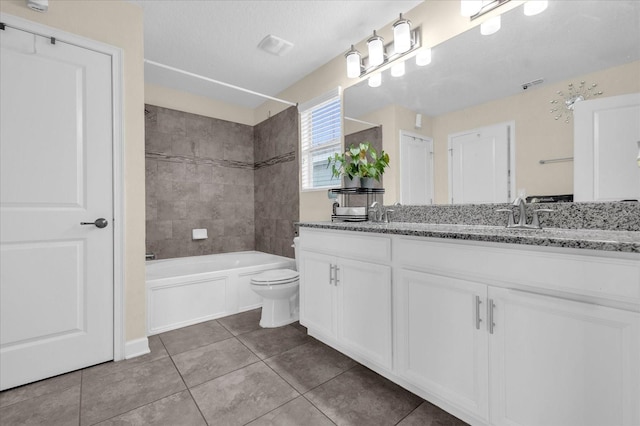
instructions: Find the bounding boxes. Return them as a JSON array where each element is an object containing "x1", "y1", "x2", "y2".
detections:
[{"x1": 80, "y1": 218, "x2": 108, "y2": 228}]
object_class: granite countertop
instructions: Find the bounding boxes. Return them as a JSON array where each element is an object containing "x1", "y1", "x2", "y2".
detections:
[{"x1": 298, "y1": 221, "x2": 640, "y2": 254}]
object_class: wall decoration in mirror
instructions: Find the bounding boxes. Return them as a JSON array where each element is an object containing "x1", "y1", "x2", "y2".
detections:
[{"x1": 550, "y1": 81, "x2": 603, "y2": 123}]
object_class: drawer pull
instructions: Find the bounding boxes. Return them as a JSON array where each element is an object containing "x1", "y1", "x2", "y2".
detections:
[
  {"x1": 488, "y1": 298, "x2": 496, "y2": 334},
  {"x1": 475, "y1": 295, "x2": 483, "y2": 330}
]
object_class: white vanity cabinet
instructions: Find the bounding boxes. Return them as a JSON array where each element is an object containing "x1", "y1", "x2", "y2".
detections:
[
  {"x1": 298, "y1": 228, "x2": 393, "y2": 370},
  {"x1": 394, "y1": 236, "x2": 640, "y2": 426},
  {"x1": 298, "y1": 250, "x2": 337, "y2": 339},
  {"x1": 489, "y1": 287, "x2": 640, "y2": 426},
  {"x1": 299, "y1": 227, "x2": 640, "y2": 426},
  {"x1": 395, "y1": 269, "x2": 489, "y2": 422}
]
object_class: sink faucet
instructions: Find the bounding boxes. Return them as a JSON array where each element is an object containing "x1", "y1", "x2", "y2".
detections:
[
  {"x1": 497, "y1": 197, "x2": 553, "y2": 229},
  {"x1": 513, "y1": 195, "x2": 528, "y2": 227},
  {"x1": 368, "y1": 202, "x2": 382, "y2": 222}
]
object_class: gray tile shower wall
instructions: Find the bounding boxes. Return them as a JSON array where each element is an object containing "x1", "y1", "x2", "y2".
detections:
[
  {"x1": 145, "y1": 105, "x2": 256, "y2": 259},
  {"x1": 254, "y1": 107, "x2": 300, "y2": 258}
]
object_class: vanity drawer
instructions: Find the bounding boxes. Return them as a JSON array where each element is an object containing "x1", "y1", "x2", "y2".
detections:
[
  {"x1": 300, "y1": 228, "x2": 391, "y2": 263},
  {"x1": 395, "y1": 237, "x2": 640, "y2": 306}
]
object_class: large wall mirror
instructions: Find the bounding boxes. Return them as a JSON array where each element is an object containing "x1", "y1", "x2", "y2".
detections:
[{"x1": 344, "y1": 1, "x2": 640, "y2": 205}]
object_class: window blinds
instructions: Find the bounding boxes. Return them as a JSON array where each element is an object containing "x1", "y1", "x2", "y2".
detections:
[{"x1": 299, "y1": 87, "x2": 342, "y2": 190}]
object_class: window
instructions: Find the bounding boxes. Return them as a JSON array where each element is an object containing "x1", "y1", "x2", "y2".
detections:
[{"x1": 299, "y1": 88, "x2": 342, "y2": 190}]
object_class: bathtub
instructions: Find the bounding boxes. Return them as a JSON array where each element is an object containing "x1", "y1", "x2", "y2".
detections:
[{"x1": 146, "y1": 251, "x2": 295, "y2": 335}]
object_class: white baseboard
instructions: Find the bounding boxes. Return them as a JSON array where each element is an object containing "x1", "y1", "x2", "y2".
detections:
[{"x1": 124, "y1": 337, "x2": 150, "y2": 359}]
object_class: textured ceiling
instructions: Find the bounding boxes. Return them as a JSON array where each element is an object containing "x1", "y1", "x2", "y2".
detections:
[
  {"x1": 130, "y1": 0, "x2": 423, "y2": 108},
  {"x1": 345, "y1": 0, "x2": 640, "y2": 119}
]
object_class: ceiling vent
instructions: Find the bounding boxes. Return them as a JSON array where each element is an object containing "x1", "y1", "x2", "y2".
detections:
[{"x1": 258, "y1": 35, "x2": 294, "y2": 57}]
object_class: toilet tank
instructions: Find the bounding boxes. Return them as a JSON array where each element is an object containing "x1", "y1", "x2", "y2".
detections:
[{"x1": 293, "y1": 237, "x2": 300, "y2": 271}]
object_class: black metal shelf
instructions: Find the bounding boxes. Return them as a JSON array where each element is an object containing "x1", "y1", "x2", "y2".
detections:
[
  {"x1": 329, "y1": 187, "x2": 385, "y2": 195},
  {"x1": 329, "y1": 188, "x2": 385, "y2": 222}
]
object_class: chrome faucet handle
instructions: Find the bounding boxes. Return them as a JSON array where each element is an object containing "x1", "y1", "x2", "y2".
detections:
[
  {"x1": 496, "y1": 208, "x2": 515, "y2": 227},
  {"x1": 382, "y1": 208, "x2": 394, "y2": 223},
  {"x1": 531, "y1": 208, "x2": 553, "y2": 229}
]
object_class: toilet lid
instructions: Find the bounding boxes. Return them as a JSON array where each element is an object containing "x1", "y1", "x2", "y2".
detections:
[{"x1": 251, "y1": 269, "x2": 299, "y2": 285}]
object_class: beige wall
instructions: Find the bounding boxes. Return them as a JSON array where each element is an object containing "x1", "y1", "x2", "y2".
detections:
[
  {"x1": 145, "y1": 83, "x2": 256, "y2": 126},
  {"x1": 0, "y1": 0, "x2": 147, "y2": 342},
  {"x1": 430, "y1": 60, "x2": 640, "y2": 204}
]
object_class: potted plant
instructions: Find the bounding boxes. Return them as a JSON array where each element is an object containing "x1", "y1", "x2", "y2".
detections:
[
  {"x1": 358, "y1": 144, "x2": 389, "y2": 188},
  {"x1": 327, "y1": 142, "x2": 389, "y2": 188},
  {"x1": 327, "y1": 150, "x2": 359, "y2": 188}
]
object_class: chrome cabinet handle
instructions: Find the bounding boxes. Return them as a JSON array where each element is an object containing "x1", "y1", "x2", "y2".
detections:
[
  {"x1": 488, "y1": 298, "x2": 496, "y2": 334},
  {"x1": 475, "y1": 295, "x2": 482, "y2": 330},
  {"x1": 334, "y1": 266, "x2": 340, "y2": 286},
  {"x1": 328, "y1": 264, "x2": 334, "y2": 285},
  {"x1": 80, "y1": 218, "x2": 108, "y2": 228}
]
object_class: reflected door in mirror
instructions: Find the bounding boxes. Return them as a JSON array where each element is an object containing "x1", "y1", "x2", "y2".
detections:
[
  {"x1": 400, "y1": 132, "x2": 433, "y2": 205},
  {"x1": 574, "y1": 93, "x2": 640, "y2": 202},
  {"x1": 449, "y1": 123, "x2": 514, "y2": 204}
]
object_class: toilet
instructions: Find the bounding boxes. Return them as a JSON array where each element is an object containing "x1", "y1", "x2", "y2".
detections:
[{"x1": 250, "y1": 237, "x2": 300, "y2": 328}]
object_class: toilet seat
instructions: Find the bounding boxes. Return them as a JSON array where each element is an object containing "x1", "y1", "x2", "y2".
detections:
[{"x1": 251, "y1": 269, "x2": 299, "y2": 286}]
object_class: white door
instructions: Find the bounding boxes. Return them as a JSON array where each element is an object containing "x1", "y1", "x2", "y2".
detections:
[
  {"x1": 1, "y1": 26, "x2": 114, "y2": 390},
  {"x1": 395, "y1": 269, "x2": 489, "y2": 422},
  {"x1": 449, "y1": 122, "x2": 513, "y2": 204},
  {"x1": 574, "y1": 93, "x2": 640, "y2": 202},
  {"x1": 489, "y1": 287, "x2": 640, "y2": 426},
  {"x1": 400, "y1": 131, "x2": 434, "y2": 205},
  {"x1": 337, "y1": 258, "x2": 391, "y2": 369}
]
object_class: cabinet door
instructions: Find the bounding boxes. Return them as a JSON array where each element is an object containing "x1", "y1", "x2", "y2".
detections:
[
  {"x1": 396, "y1": 269, "x2": 489, "y2": 421},
  {"x1": 299, "y1": 250, "x2": 336, "y2": 339},
  {"x1": 489, "y1": 287, "x2": 640, "y2": 426},
  {"x1": 337, "y1": 258, "x2": 392, "y2": 369}
]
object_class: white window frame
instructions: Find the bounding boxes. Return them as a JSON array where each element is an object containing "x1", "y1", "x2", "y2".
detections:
[{"x1": 299, "y1": 87, "x2": 343, "y2": 191}]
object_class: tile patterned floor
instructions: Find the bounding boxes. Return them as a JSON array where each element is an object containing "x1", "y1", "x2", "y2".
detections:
[{"x1": 0, "y1": 309, "x2": 469, "y2": 426}]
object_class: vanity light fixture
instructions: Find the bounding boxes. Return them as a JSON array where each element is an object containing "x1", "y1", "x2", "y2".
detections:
[
  {"x1": 464, "y1": 0, "x2": 511, "y2": 20},
  {"x1": 415, "y1": 48, "x2": 432, "y2": 66},
  {"x1": 461, "y1": 0, "x2": 483, "y2": 17},
  {"x1": 344, "y1": 14, "x2": 421, "y2": 82},
  {"x1": 461, "y1": 0, "x2": 510, "y2": 35},
  {"x1": 367, "y1": 30, "x2": 385, "y2": 67},
  {"x1": 368, "y1": 73, "x2": 382, "y2": 88},
  {"x1": 393, "y1": 14, "x2": 412, "y2": 54},
  {"x1": 480, "y1": 15, "x2": 501, "y2": 35},
  {"x1": 550, "y1": 81, "x2": 603, "y2": 123},
  {"x1": 391, "y1": 61, "x2": 405, "y2": 77},
  {"x1": 524, "y1": 0, "x2": 548, "y2": 16},
  {"x1": 345, "y1": 45, "x2": 362, "y2": 78}
]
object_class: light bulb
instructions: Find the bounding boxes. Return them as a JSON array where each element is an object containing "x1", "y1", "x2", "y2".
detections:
[
  {"x1": 524, "y1": 0, "x2": 548, "y2": 16},
  {"x1": 391, "y1": 61, "x2": 405, "y2": 77},
  {"x1": 416, "y1": 48, "x2": 432, "y2": 66},
  {"x1": 345, "y1": 45, "x2": 361, "y2": 78},
  {"x1": 393, "y1": 14, "x2": 412, "y2": 54},
  {"x1": 481, "y1": 15, "x2": 501, "y2": 35},
  {"x1": 368, "y1": 73, "x2": 382, "y2": 88},
  {"x1": 461, "y1": 0, "x2": 482, "y2": 17},
  {"x1": 367, "y1": 31, "x2": 384, "y2": 67}
]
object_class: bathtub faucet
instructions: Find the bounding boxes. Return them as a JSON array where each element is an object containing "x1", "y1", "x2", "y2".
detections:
[{"x1": 145, "y1": 252, "x2": 156, "y2": 260}]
